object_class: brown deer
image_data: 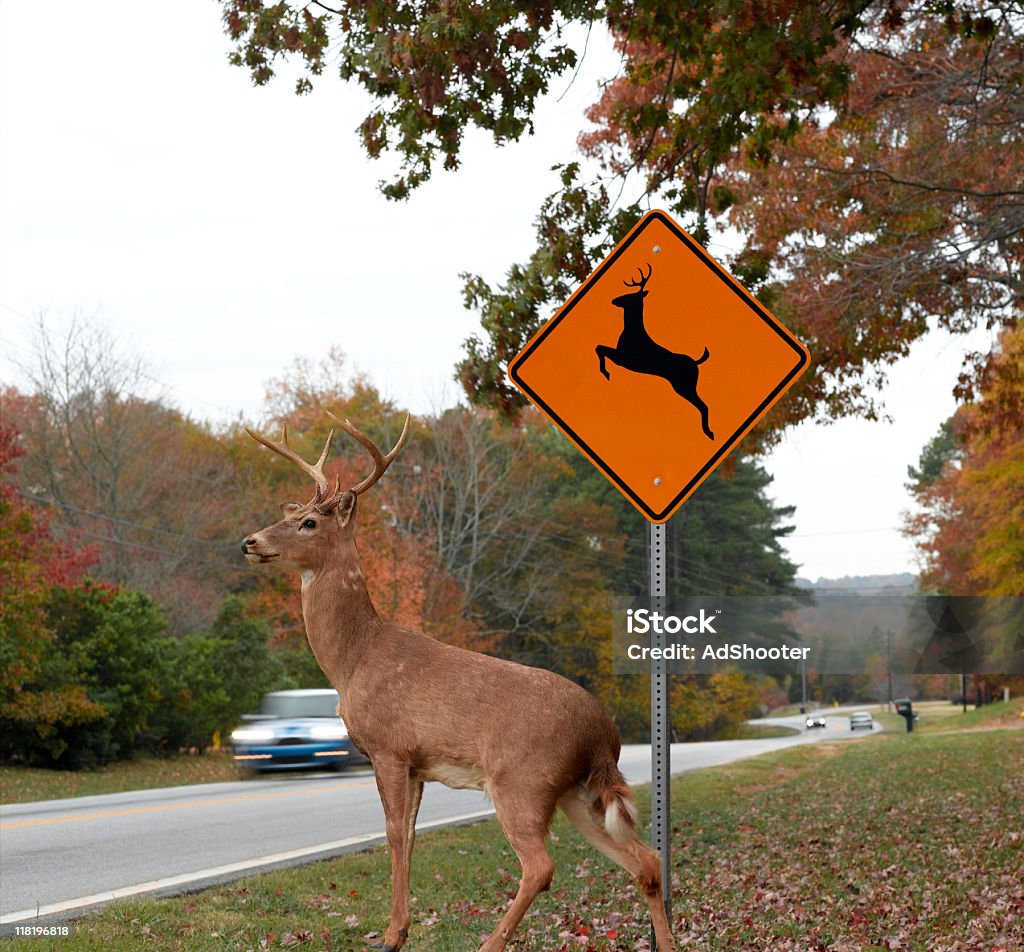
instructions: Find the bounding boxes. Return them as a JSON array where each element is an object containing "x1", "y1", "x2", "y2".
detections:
[
  {"x1": 596, "y1": 264, "x2": 715, "y2": 440},
  {"x1": 240, "y1": 415, "x2": 677, "y2": 952}
]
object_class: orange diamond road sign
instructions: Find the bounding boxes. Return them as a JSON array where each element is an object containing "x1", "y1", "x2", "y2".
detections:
[{"x1": 508, "y1": 209, "x2": 809, "y2": 523}]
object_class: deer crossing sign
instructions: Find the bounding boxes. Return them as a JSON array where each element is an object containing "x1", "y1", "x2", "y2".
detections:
[{"x1": 508, "y1": 210, "x2": 809, "y2": 523}]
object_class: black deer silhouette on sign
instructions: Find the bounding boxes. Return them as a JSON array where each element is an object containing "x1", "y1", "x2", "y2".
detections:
[{"x1": 596, "y1": 264, "x2": 715, "y2": 440}]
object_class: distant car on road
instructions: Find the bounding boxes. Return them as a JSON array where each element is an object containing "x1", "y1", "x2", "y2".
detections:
[
  {"x1": 230, "y1": 689, "x2": 369, "y2": 772},
  {"x1": 805, "y1": 714, "x2": 827, "y2": 729},
  {"x1": 849, "y1": 711, "x2": 874, "y2": 731}
]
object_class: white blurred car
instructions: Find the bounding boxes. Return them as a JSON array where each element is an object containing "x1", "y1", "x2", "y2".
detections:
[
  {"x1": 849, "y1": 711, "x2": 874, "y2": 731},
  {"x1": 230, "y1": 689, "x2": 369, "y2": 772}
]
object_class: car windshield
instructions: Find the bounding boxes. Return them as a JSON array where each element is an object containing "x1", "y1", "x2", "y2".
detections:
[{"x1": 260, "y1": 693, "x2": 339, "y2": 719}]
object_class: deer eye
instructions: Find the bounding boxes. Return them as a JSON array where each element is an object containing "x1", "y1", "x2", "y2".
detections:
[{"x1": 301, "y1": 518, "x2": 317, "y2": 530}]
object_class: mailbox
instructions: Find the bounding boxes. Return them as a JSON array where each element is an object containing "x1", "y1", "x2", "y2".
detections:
[{"x1": 894, "y1": 697, "x2": 914, "y2": 732}]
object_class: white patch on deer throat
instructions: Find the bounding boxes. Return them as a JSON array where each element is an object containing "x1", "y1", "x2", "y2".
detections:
[
  {"x1": 300, "y1": 570, "x2": 315, "y2": 591},
  {"x1": 420, "y1": 764, "x2": 488, "y2": 792}
]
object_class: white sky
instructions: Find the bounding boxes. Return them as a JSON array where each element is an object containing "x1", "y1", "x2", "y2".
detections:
[{"x1": 0, "y1": 1, "x2": 993, "y2": 583}]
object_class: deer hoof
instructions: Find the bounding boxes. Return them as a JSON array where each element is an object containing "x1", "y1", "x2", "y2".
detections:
[{"x1": 370, "y1": 928, "x2": 408, "y2": 951}]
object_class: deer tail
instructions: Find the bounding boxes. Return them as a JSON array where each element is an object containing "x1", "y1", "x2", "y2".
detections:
[
  {"x1": 695, "y1": 346, "x2": 710, "y2": 365},
  {"x1": 588, "y1": 758, "x2": 639, "y2": 844}
]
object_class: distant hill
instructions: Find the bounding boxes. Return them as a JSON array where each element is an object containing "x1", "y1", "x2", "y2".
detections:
[{"x1": 795, "y1": 573, "x2": 917, "y2": 595}]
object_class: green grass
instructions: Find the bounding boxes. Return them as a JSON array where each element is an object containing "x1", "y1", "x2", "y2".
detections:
[
  {"x1": 913, "y1": 697, "x2": 1024, "y2": 733},
  {"x1": 669, "y1": 728, "x2": 1023, "y2": 950},
  {"x1": 869, "y1": 697, "x2": 1024, "y2": 735},
  {"x1": 6, "y1": 721, "x2": 1022, "y2": 951},
  {"x1": 0, "y1": 752, "x2": 241, "y2": 805}
]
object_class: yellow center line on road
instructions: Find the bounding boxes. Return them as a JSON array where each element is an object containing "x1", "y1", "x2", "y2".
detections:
[{"x1": 0, "y1": 777, "x2": 379, "y2": 831}]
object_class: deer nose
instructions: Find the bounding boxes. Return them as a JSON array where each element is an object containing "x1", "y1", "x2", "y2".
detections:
[{"x1": 241, "y1": 537, "x2": 255, "y2": 554}]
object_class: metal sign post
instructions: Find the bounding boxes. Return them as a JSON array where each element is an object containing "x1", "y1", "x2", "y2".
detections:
[{"x1": 649, "y1": 520, "x2": 671, "y2": 941}]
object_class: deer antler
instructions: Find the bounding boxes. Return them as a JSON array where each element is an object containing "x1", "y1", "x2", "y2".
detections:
[
  {"x1": 327, "y1": 412, "x2": 411, "y2": 495},
  {"x1": 245, "y1": 424, "x2": 335, "y2": 502},
  {"x1": 623, "y1": 263, "x2": 652, "y2": 288},
  {"x1": 247, "y1": 415, "x2": 411, "y2": 504}
]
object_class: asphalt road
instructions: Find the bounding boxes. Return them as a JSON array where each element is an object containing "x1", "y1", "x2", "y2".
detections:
[{"x1": 0, "y1": 711, "x2": 875, "y2": 926}]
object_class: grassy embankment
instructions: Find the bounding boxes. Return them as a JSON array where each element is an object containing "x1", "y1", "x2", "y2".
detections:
[{"x1": 4, "y1": 699, "x2": 1021, "y2": 951}]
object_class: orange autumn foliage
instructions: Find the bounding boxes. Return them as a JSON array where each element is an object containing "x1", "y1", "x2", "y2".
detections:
[{"x1": 906, "y1": 326, "x2": 1024, "y2": 595}]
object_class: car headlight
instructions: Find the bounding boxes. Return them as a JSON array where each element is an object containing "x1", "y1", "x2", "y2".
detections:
[
  {"x1": 310, "y1": 723, "x2": 348, "y2": 741},
  {"x1": 231, "y1": 727, "x2": 275, "y2": 743}
]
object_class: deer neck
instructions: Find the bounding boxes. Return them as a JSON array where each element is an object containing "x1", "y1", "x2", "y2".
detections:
[
  {"x1": 620, "y1": 304, "x2": 648, "y2": 336},
  {"x1": 298, "y1": 541, "x2": 380, "y2": 692}
]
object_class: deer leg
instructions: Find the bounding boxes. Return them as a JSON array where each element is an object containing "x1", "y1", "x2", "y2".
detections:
[
  {"x1": 558, "y1": 790, "x2": 677, "y2": 951},
  {"x1": 692, "y1": 393, "x2": 714, "y2": 440},
  {"x1": 403, "y1": 779, "x2": 424, "y2": 891},
  {"x1": 596, "y1": 345, "x2": 613, "y2": 379},
  {"x1": 372, "y1": 761, "x2": 422, "y2": 951},
  {"x1": 478, "y1": 791, "x2": 556, "y2": 952},
  {"x1": 670, "y1": 377, "x2": 715, "y2": 441}
]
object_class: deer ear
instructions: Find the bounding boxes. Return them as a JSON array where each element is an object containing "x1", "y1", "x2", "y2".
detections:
[
  {"x1": 334, "y1": 491, "x2": 357, "y2": 527},
  {"x1": 280, "y1": 502, "x2": 303, "y2": 515}
]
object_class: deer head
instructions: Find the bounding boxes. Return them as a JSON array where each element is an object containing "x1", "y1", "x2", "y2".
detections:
[
  {"x1": 240, "y1": 414, "x2": 411, "y2": 573},
  {"x1": 611, "y1": 263, "x2": 652, "y2": 309}
]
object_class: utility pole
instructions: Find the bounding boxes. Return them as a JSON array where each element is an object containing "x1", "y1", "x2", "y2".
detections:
[{"x1": 887, "y1": 629, "x2": 893, "y2": 714}]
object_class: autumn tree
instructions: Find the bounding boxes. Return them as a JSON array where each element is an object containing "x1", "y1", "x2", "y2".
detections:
[
  {"x1": 714, "y1": 7, "x2": 1022, "y2": 424},
  {"x1": 218, "y1": 1, "x2": 1021, "y2": 431},
  {"x1": 903, "y1": 326, "x2": 1023, "y2": 704},
  {"x1": 905, "y1": 325, "x2": 1024, "y2": 595},
  {"x1": 7, "y1": 318, "x2": 247, "y2": 633},
  {"x1": 671, "y1": 670, "x2": 764, "y2": 742},
  {"x1": 0, "y1": 420, "x2": 104, "y2": 762}
]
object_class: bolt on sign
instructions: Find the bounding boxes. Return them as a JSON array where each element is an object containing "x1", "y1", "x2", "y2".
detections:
[{"x1": 508, "y1": 210, "x2": 810, "y2": 523}]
